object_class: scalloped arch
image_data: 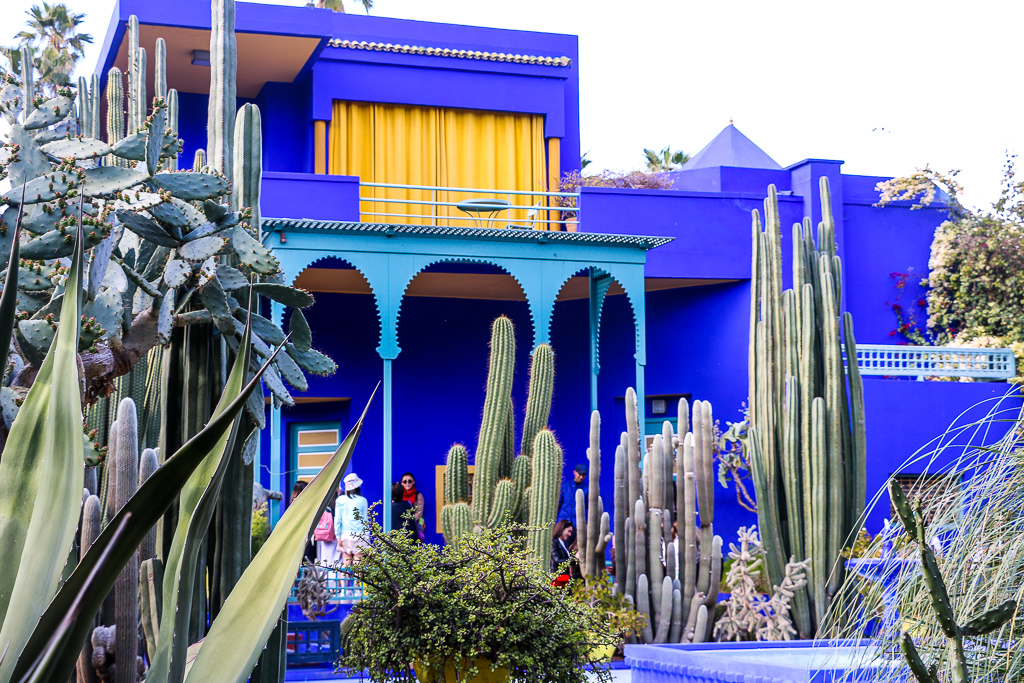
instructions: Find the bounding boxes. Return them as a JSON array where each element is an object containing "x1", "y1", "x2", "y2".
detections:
[
  {"x1": 290, "y1": 254, "x2": 385, "y2": 346},
  {"x1": 547, "y1": 266, "x2": 642, "y2": 358},
  {"x1": 391, "y1": 257, "x2": 536, "y2": 354}
]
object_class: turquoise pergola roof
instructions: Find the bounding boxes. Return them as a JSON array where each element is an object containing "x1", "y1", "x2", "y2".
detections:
[{"x1": 261, "y1": 219, "x2": 672, "y2": 529}]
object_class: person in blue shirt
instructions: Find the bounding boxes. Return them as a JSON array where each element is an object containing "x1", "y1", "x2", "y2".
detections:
[
  {"x1": 334, "y1": 472, "x2": 369, "y2": 566},
  {"x1": 557, "y1": 463, "x2": 587, "y2": 524}
]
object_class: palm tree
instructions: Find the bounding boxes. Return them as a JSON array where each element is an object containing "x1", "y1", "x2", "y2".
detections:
[
  {"x1": 4, "y1": 2, "x2": 93, "y2": 96},
  {"x1": 314, "y1": 0, "x2": 373, "y2": 12},
  {"x1": 643, "y1": 146, "x2": 690, "y2": 172}
]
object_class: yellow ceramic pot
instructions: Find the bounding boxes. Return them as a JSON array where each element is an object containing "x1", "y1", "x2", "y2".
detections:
[
  {"x1": 588, "y1": 643, "x2": 615, "y2": 663},
  {"x1": 413, "y1": 657, "x2": 510, "y2": 683}
]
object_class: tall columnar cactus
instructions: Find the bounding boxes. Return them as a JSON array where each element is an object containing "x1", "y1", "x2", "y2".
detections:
[
  {"x1": 527, "y1": 429, "x2": 563, "y2": 562},
  {"x1": 110, "y1": 399, "x2": 141, "y2": 683},
  {"x1": 440, "y1": 316, "x2": 557, "y2": 565},
  {"x1": 207, "y1": 0, "x2": 237, "y2": 174},
  {"x1": 105, "y1": 67, "x2": 125, "y2": 165},
  {"x1": 890, "y1": 481, "x2": 1017, "y2": 683},
  {"x1": 748, "y1": 179, "x2": 866, "y2": 637},
  {"x1": 77, "y1": 495, "x2": 102, "y2": 683},
  {"x1": 138, "y1": 448, "x2": 159, "y2": 563},
  {"x1": 582, "y1": 390, "x2": 722, "y2": 643},
  {"x1": 469, "y1": 316, "x2": 515, "y2": 525}
]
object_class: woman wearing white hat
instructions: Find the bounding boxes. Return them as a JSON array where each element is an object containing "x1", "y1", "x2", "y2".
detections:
[{"x1": 334, "y1": 472, "x2": 369, "y2": 566}]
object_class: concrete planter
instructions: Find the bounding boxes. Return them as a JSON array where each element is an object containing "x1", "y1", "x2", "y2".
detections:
[{"x1": 625, "y1": 639, "x2": 898, "y2": 683}]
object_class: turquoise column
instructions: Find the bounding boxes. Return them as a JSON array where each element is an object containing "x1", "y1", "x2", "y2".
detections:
[
  {"x1": 587, "y1": 268, "x2": 611, "y2": 413},
  {"x1": 382, "y1": 356, "x2": 393, "y2": 533}
]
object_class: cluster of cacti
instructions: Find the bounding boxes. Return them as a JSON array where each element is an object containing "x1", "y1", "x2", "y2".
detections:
[
  {"x1": 747, "y1": 178, "x2": 866, "y2": 637},
  {"x1": 440, "y1": 315, "x2": 561, "y2": 565},
  {"x1": 619, "y1": 391, "x2": 722, "y2": 643},
  {"x1": 889, "y1": 481, "x2": 1017, "y2": 683},
  {"x1": 577, "y1": 388, "x2": 723, "y2": 644}
]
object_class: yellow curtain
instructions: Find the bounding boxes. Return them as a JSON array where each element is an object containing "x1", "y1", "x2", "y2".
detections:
[{"x1": 329, "y1": 101, "x2": 546, "y2": 227}]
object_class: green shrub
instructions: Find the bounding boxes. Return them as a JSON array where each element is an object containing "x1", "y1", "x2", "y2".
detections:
[{"x1": 339, "y1": 516, "x2": 616, "y2": 682}]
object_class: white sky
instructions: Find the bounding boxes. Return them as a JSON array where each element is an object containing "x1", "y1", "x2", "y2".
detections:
[{"x1": 2, "y1": 0, "x2": 1021, "y2": 211}]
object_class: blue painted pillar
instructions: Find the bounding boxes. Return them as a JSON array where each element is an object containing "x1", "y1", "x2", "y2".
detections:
[{"x1": 382, "y1": 356, "x2": 393, "y2": 533}]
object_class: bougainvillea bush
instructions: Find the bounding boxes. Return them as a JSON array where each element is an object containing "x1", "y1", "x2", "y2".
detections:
[{"x1": 876, "y1": 160, "x2": 1024, "y2": 379}]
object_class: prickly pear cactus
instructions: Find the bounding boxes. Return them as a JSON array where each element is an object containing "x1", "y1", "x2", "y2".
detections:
[{"x1": 0, "y1": 19, "x2": 335, "y2": 434}]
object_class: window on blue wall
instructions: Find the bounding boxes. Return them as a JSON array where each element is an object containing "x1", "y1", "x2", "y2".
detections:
[{"x1": 291, "y1": 422, "x2": 342, "y2": 489}]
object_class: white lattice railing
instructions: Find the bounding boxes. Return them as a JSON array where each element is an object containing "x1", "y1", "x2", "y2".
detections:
[{"x1": 848, "y1": 344, "x2": 1016, "y2": 379}]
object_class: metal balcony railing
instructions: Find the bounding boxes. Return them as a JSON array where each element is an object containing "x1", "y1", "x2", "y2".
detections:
[
  {"x1": 358, "y1": 181, "x2": 579, "y2": 230},
  {"x1": 846, "y1": 344, "x2": 1016, "y2": 380}
]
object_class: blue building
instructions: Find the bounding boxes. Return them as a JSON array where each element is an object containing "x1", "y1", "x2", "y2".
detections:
[{"x1": 94, "y1": 0, "x2": 1020, "y2": 545}]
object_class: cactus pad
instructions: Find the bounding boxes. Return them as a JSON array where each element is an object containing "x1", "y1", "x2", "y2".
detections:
[
  {"x1": 286, "y1": 343, "x2": 337, "y2": 376},
  {"x1": 116, "y1": 210, "x2": 181, "y2": 248},
  {"x1": 178, "y1": 234, "x2": 227, "y2": 261},
  {"x1": 150, "y1": 171, "x2": 229, "y2": 201},
  {"x1": 275, "y1": 349, "x2": 308, "y2": 392},
  {"x1": 40, "y1": 137, "x2": 111, "y2": 160},
  {"x1": 81, "y1": 166, "x2": 148, "y2": 196},
  {"x1": 215, "y1": 264, "x2": 247, "y2": 290},
  {"x1": 231, "y1": 224, "x2": 280, "y2": 275},
  {"x1": 4, "y1": 171, "x2": 78, "y2": 205},
  {"x1": 163, "y1": 259, "x2": 191, "y2": 288},
  {"x1": 289, "y1": 308, "x2": 311, "y2": 352},
  {"x1": 22, "y1": 96, "x2": 74, "y2": 130},
  {"x1": 248, "y1": 283, "x2": 314, "y2": 308}
]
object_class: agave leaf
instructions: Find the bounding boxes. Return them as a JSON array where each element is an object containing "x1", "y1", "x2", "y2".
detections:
[
  {"x1": 144, "y1": 301, "x2": 254, "y2": 683},
  {"x1": 0, "y1": 204, "x2": 23, "y2": 380},
  {"x1": 0, "y1": 218, "x2": 84, "y2": 683},
  {"x1": 10, "y1": 317, "x2": 282, "y2": 683},
  {"x1": 183, "y1": 390, "x2": 373, "y2": 683},
  {"x1": 16, "y1": 514, "x2": 131, "y2": 683}
]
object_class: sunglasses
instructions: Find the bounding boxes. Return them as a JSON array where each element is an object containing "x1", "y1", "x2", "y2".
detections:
[{"x1": 402, "y1": 479, "x2": 414, "y2": 484}]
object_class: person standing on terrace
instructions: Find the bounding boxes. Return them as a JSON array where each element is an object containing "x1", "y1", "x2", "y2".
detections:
[{"x1": 334, "y1": 472, "x2": 369, "y2": 566}]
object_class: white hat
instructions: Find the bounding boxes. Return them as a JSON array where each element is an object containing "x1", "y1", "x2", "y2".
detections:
[{"x1": 344, "y1": 472, "x2": 364, "y2": 492}]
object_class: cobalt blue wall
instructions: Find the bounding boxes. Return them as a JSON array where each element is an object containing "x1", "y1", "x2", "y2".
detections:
[{"x1": 860, "y1": 379, "x2": 1021, "y2": 532}]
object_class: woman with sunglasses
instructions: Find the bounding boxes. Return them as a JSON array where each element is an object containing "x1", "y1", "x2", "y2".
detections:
[{"x1": 398, "y1": 472, "x2": 426, "y2": 542}]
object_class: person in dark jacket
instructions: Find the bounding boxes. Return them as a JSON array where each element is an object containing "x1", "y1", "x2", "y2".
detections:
[
  {"x1": 391, "y1": 482, "x2": 418, "y2": 540},
  {"x1": 557, "y1": 463, "x2": 588, "y2": 524},
  {"x1": 551, "y1": 519, "x2": 574, "y2": 573}
]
